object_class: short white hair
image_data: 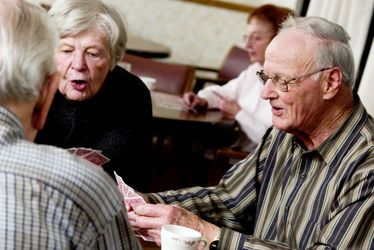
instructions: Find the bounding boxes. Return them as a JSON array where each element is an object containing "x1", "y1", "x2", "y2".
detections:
[
  {"x1": 0, "y1": 0, "x2": 58, "y2": 103},
  {"x1": 49, "y1": 0, "x2": 128, "y2": 69},
  {"x1": 280, "y1": 16, "x2": 355, "y2": 88}
]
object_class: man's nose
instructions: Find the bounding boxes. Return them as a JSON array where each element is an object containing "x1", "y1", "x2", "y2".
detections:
[{"x1": 261, "y1": 79, "x2": 276, "y2": 100}]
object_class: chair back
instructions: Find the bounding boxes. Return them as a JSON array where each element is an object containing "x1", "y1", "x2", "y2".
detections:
[
  {"x1": 218, "y1": 45, "x2": 250, "y2": 81},
  {"x1": 123, "y1": 54, "x2": 195, "y2": 96}
]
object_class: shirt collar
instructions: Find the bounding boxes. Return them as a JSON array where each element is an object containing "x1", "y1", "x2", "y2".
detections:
[
  {"x1": 0, "y1": 105, "x2": 24, "y2": 140},
  {"x1": 297, "y1": 94, "x2": 370, "y2": 165}
]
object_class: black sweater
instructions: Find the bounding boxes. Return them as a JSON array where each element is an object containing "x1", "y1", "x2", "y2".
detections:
[{"x1": 36, "y1": 66, "x2": 153, "y2": 192}]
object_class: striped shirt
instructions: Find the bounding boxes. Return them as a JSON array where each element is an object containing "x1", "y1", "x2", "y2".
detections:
[
  {"x1": 148, "y1": 97, "x2": 374, "y2": 249},
  {"x1": 0, "y1": 106, "x2": 141, "y2": 249}
]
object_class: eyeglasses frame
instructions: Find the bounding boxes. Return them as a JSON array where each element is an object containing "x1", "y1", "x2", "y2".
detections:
[
  {"x1": 243, "y1": 33, "x2": 274, "y2": 44},
  {"x1": 256, "y1": 67, "x2": 334, "y2": 92}
]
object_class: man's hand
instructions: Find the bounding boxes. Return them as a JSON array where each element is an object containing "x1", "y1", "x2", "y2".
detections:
[
  {"x1": 128, "y1": 203, "x2": 220, "y2": 246},
  {"x1": 125, "y1": 192, "x2": 149, "y2": 212}
]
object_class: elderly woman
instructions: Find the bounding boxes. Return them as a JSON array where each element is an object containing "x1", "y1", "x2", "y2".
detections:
[
  {"x1": 36, "y1": 0, "x2": 153, "y2": 192},
  {"x1": 184, "y1": 5, "x2": 294, "y2": 152}
]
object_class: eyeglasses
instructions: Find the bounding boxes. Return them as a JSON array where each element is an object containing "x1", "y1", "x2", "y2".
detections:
[
  {"x1": 243, "y1": 34, "x2": 273, "y2": 44},
  {"x1": 256, "y1": 67, "x2": 333, "y2": 92}
]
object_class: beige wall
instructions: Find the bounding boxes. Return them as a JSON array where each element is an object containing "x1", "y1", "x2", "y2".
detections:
[
  {"x1": 119, "y1": 0, "x2": 250, "y2": 68},
  {"x1": 28, "y1": 0, "x2": 298, "y2": 68},
  {"x1": 119, "y1": 0, "x2": 301, "y2": 67}
]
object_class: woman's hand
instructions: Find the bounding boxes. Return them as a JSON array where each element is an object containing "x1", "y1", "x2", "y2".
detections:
[
  {"x1": 219, "y1": 99, "x2": 241, "y2": 119},
  {"x1": 183, "y1": 91, "x2": 208, "y2": 110}
]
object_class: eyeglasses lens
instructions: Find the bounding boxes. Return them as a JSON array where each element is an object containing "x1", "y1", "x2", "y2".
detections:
[{"x1": 257, "y1": 71, "x2": 268, "y2": 84}]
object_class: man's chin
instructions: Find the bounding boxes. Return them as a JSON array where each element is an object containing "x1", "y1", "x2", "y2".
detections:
[{"x1": 272, "y1": 118, "x2": 289, "y2": 132}]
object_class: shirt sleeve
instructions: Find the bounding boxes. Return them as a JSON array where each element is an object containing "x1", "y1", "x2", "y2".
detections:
[
  {"x1": 233, "y1": 64, "x2": 272, "y2": 143},
  {"x1": 311, "y1": 166, "x2": 374, "y2": 249},
  {"x1": 221, "y1": 163, "x2": 374, "y2": 250},
  {"x1": 95, "y1": 210, "x2": 142, "y2": 249},
  {"x1": 197, "y1": 64, "x2": 272, "y2": 144},
  {"x1": 66, "y1": 158, "x2": 143, "y2": 249},
  {"x1": 147, "y1": 126, "x2": 374, "y2": 249},
  {"x1": 147, "y1": 142, "x2": 262, "y2": 232},
  {"x1": 197, "y1": 70, "x2": 245, "y2": 109},
  {"x1": 235, "y1": 104, "x2": 271, "y2": 144}
]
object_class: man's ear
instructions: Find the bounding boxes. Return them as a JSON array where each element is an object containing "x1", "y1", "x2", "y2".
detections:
[
  {"x1": 322, "y1": 67, "x2": 343, "y2": 100},
  {"x1": 32, "y1": 72, "x2": 59, "y2": 131}
]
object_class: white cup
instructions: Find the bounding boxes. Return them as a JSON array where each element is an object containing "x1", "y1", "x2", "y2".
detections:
[
  {"x1": 117, "y1": 62, "x2": 132, "y2": 72},
  {"x1": 140, "y1": 76, "x2": 156, "y2": 91},
  {"x1": 161, "y1": 224, "x2": 207, "y2": 250}
]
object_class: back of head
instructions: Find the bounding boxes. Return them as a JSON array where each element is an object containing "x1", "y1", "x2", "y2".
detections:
[
  {"x1": 49, "y1": 0, "x2": 127, "y2": 68},
  {"x1": 0, "y1": 0, "x2": 57, "y2": 103},
  {"x1": 280, "y1": 16, "x2": 355, "y2": 88},
  {"x1": 248, "y1": 4, "x2": 295, "y2": 36}
]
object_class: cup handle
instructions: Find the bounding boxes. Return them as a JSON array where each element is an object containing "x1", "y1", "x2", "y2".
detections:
[{"x1": 197, "y1": 239, "x2": 208, "y2": 250}]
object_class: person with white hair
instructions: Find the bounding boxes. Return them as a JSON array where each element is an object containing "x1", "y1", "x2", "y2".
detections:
[
  {"x1": 129, "y1": 16, "x2": 374, "y2": 249},
  {"x1": 0, "y1": 1, "x2": 140, "y2": 248},
  {"x1": 36, "y1": 0, "x2": 153, "y2": 192}
]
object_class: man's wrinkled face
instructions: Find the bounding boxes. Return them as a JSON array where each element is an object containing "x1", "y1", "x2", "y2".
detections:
[{"x1": 261, "y1": 28, "x2": 326, "y2": 135}]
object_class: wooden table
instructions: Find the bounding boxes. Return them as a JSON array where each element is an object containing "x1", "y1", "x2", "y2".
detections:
[
  {"x1": 140, "y1": 238, "x2": 160, "y2": 250},
  {"x1": 127, "y1": 35, "x2": 171, "y2": 59},
  {"x1": 150, "y1": 92, "x2": 236, "y2": 189},
  {"x1": 151, "y1": 92, "x2": 234, "y2": 127},
  {"x1": 151, "y1": 91, "x2": 235, "y2": 149}
]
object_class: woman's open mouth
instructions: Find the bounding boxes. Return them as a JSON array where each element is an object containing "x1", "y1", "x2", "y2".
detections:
[{"x1": 71, "y1": 79, "x2": 88, "y2": 91}]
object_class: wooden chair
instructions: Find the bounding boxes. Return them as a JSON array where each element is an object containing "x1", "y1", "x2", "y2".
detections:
[
  {"x1": 188, "y1": 46, "x2": 250, "y2": 185},
  {"x1": 207, "y1": 147, "x2": 249, "y2": 186},
  {"x1": 193, "y1": 45, "x2": 250, "y2": 92},
  {"x1": 123, "y1": 54, "x2": 195, "y2": 96}
]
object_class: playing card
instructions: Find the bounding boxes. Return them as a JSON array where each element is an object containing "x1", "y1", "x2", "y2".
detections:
[
  {"x1": 66, "y1": 147, "x2": 77, "y2": 154},
  {"x1": 114, "y1": 172, "x2": 133, "y2": 196},
  {"x1": 117, "y1": 180, "x2": 131, "y2": 198},
  {"x1": 83, "y1": 151, "x2": 110, "y2": 166},
  {"x1": 75, "y1": 148, "x2": 96, "y2": 157},
  {"x1": 125, "y1": 190, "x2": 140, "y2": 198},
  {"x1": 114, "y1": 172, "x2": 146, "y2": 207},
  {"x1": 67, "y1": 147, "x2": 109, "y2": 167},
  {"x1": 126, "y1": 196, "x2": 146, "y2": 209},
  {"x1": 113, "y1": 171, "x2": 154, "y2": 242}
]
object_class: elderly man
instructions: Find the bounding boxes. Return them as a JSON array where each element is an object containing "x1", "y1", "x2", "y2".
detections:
[
  {"x1": 0, "y1": 1, "x2": 140, "y2": 249},
  {"x1": 129, "y1": 16, "x2": 374, "y2": 249}
]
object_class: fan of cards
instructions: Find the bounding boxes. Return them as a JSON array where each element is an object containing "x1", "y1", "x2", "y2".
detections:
[
  {"x1": 67, "y1": 147, "x2": 110, "y2": 166},
  {"x1": 114, "y1": 172, "x2": 154, "y2": 242}
]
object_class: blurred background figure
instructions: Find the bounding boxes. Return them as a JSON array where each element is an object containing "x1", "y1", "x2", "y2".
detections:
[
  {"x1": 184, "y1": 4, "x2": 294, "y2": 152},
  {"x1": 36, "y1": 0, "x2": 153, "y2": 192},
  {"x1": 0, "y1": 0, "x2": 140, "y2": 248}
]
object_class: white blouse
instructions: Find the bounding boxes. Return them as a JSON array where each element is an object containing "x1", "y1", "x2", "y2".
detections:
[{"x1": 198, "y1": 62, "x2": 272, "y2": 151}]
